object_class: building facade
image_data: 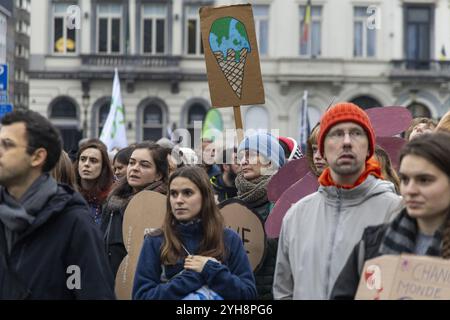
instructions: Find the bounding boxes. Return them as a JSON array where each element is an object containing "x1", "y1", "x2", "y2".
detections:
[
  {"x1": 13, "y1": 0, "x2": 30, "y2": 110},
  {"x1": 29, "y1": 0, "x2": 450, "y2": 151}
]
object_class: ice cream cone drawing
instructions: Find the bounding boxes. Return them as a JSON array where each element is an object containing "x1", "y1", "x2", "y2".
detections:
[{"x1": 209, "y1": 17, "x2": 251, "y2": 99}]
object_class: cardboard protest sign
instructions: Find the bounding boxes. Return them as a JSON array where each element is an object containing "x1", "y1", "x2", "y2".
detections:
[
  {"x1": 376, "y1": 136, "x2": 406, "y2": 171},
  {"x1": 200, "y1": 4, "x2": 265, "y2": 108},
  {"x1": 115, "y1": 191, "x2": 166, "y2": 300},
  {"x1": 265, "y1": 171, "x2": 319, "y2": 239},
  {"x1": 366, "y1": 106, "x2": 413, "y2": 137},
  {"x1": 356, "y1": 254, "x2": 450, "y2": 300},
  {"x1": 219, "y1": 199, "x2": 266, "y2": 272},
  {"x1": 267, "y1": 157, "x2": 310, "y2": 202}
]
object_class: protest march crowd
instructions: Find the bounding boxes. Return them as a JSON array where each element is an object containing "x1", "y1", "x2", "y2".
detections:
[{"x1": 1, "y1": 102, "x2": 450, "y2": 300}]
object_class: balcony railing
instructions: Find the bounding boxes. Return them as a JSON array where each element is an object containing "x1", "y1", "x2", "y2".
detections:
[
  {"x1": 80, "y1": 55, "x2": 181, "y2": 68},
  {"x1": 391, "y1": 59, "x2": 450, "y2": 71}
]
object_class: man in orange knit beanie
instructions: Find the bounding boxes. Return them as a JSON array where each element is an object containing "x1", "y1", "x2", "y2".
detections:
[{"x1": 273, "y1": 102, "x2": 403, "y2": 300}]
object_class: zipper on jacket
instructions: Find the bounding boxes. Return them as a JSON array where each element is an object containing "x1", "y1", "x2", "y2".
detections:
[{"x1": 324, "y1": 188, "x2": 342, "y2": 297}]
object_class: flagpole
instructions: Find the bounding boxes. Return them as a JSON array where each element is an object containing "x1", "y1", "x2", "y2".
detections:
[{"x1": 233, "y1": 106, "x2": 244, "y2": 144}]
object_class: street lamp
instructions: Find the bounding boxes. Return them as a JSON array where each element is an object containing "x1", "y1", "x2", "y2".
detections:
[{"x1": 82, "y1": 93, "x2": 90, "y2": 138}]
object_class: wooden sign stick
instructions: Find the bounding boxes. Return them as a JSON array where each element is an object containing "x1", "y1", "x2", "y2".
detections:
[{"x1": 233, "y1": 105, "x2": 244, "y2": 143}]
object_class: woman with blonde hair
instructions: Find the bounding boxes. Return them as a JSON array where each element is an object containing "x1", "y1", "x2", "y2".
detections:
[{"x1": 306, "y1": 123, "x2": 327, "y2": 177}]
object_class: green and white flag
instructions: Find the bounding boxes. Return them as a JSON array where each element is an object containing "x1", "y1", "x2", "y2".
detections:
[{"x1": 100, "y1": 68, "x2": 128, "y2": 151}]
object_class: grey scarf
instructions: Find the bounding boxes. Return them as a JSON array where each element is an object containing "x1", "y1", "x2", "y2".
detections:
[
  {"x1": 379, "y1": 209, "x2": 442, "y2": 257},
  {"x1": 0, "y1": 174, "x2": 58, "y2": 251},
  {"x1": 235, "y1": 173, "x2": 271, "y2": 208}
]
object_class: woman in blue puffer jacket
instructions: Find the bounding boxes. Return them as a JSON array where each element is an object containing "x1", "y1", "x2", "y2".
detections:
[{"x1": 132, "y1": 166, "x2": 257, "y2": 300}]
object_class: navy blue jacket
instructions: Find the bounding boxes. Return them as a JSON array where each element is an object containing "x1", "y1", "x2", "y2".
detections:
[
  {"x1": 132, "y1": 221, "x2": 257, "y2": 300},
  {"x1": 0, "y1": 184, "x2": 116, "y2": 299}
]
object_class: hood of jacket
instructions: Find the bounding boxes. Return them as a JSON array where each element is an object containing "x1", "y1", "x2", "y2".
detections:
[{"x1": 13, "y1": 184, "x2": 87, "y2": 242}]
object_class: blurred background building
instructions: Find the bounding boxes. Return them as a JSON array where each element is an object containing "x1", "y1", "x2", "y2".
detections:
[
  {"x1": 28, "y1": 0, "x2": 450, "y2": 151},
  {"x1": 0, "y1": 0, "x2": 30, "y2": 110}
]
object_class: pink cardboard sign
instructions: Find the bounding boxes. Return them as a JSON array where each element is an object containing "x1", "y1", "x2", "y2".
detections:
[
  {"x1": 267, "y1": 157, "x2": 310, "y2": 202},
  {"x1": 265, "y1": 172, "x2": 319, "y2": 239},
  {"x1": 366, "y1": 106, "x2": 412, "y2": 137},
  {"x1": 376, "y1": 136, "x2": 407, "y2": 171}
]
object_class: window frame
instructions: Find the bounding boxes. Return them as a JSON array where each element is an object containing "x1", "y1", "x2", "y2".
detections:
[
  {"x1": 141, "y1": 3, "x2": 168, "y2": 55},
  {"x1": 253, "y1": 5, "x2": 270, "y2": 57},
  {"x1": 97, "y1": 3, "x2": 123, "y2": 54},
  {"x1": 52, "y1": 2, "x2": 78, "y2": 55},
  {"x1": 299, "y1": 5, "x2": 322, "y2": 57},
  {"x1": 185, "y1": 4, "x2": 204, "y2": 56},
  {"x1": 141, "y1": 103, "x2": 166, "y2": 141},
  {"x1": 353, "y1": 6, "x2": 377, "y2": 58}
]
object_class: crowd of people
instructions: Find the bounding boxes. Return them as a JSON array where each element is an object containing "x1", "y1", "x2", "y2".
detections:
[{"x1": 1, "y1": 104, "x2": 450, "y2": 300}]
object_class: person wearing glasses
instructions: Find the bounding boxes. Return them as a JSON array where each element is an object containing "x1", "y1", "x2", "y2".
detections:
[
  {"x1": 273, "y1": 102, "x2": 403, "y2": 300},
  {"x1": 0, "y1": 110, "x2": 115, "y2": 299}
]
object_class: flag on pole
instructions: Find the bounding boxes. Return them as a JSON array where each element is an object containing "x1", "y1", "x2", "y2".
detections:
[
  {"x1": 202, "y1": 109, "x2": 223, "y2": 142},
  {"x1": 299, "y1": 90, "x2": 310, "y2": 153},
  {"x1": 301, "y1": 0, "x2": 312, "y2": 45},
  {"x1": 100, "y1": 68, "x2": 128, "y2": 152}
]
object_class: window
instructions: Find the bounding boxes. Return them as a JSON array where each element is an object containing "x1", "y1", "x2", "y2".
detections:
[
  {"x1": 142, "y1": 104, "x2": 165, "y2": 141},
  {"x1": 186, "y1": 5, "x2": 203, "y2": 55},
  {"x1": 53, "y1": 3, "x2": 77, "y2": 54},
  {"x1": 97, "y1": 4, "x2": 122, "y2": 54},
  {"x1": 299, "y1": 5, "x2": 321, "y2": 57},
  {"x1": 351, "y1": 96, "x2": 381, "y2": 109},
  {"x1": 407, "y1": 102, "x2": 431, "y2": 118},
  {"x1": 254, "y1": 5, "x2": 269, "y2": 56},
  {"x1": 186, "y1": 103, "x2": 206, "y2": 142},
  {"x1": 17, "y1": 0, "x2": 30, "y2": 10},
  {"x1": 142, "y1": 4, "x2": 167, "y2": 54},
  {"x1": 0, "y1": 15, "x2": 6, "y2": 63},
  {"x1": 16, "y1": 20, "x2": 29, "y2": 34},
  {"x1": 49, "y1": 97, "x2": 81, "y2": 151},
  {"x1": 98, "y1": 102, "x2": 111, "y2": 137},
  {"x1": 50, "y1": 98, "x2": 77, "y2": 118},
  {"x1": 354, "y1": 7, "x2": 376, "y2": 57},
  {"x1": 405, "y1": 6, "x2": 432, "y2": 69}
]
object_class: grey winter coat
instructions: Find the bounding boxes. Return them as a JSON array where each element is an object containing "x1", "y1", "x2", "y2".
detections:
[{"x1": 273, "y1": 175, "x2": 403, "y2": 300}]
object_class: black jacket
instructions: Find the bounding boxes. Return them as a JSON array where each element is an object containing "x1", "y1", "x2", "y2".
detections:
[
  {"x1": 252, "y1": 201, "x2": 277, "y2": 300},
  {"x1": 0, "y1": 184, "x2": 116, "y2": 300},
  {"x1": 330, "y1": 223, "x2": 388, "y2": 300},
  {"x1": 101, "y1": 194, "x2": 129, "y2": 278},
  {"x1": 210, "y1": 174, "x2": 238, "y2": 203}
]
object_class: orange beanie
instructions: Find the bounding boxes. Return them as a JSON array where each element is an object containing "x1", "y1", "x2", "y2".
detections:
[{"x1": 318, "y1": 102, "x2": 376, "y2": 158}]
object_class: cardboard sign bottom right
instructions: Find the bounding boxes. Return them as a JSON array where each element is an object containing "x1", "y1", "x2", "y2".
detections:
[{"x1": 356, "y1": 254, "x2": 450, "y2": 300}]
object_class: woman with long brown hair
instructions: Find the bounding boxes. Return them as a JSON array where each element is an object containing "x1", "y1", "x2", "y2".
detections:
[
  {"x1": 132, "y1": 166, "x2": 256, "y2": 300},
  {"x1": 51, "y1": 150, "x2": 76, "y2": 189},
  {"x1": 331, "y1": 132, "x2": 450, "y2": 299},
  {"x1": 74, "y1": 139, "x2": 114, "y2": 225},
  {"x1": 101, "y1": 142, "x2": 169, "y2": 277}
]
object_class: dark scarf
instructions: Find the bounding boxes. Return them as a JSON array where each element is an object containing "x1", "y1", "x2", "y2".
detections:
[
  {"x1": 379, "y1": 209, "x2": 442, "y2": 257},
  {"x1": 144, "y1": 179, "x2": 167, "y2": 195},
  {"x1": 235, "y1": 173, "x2": 270, "y2": 208},
  {"x1": 0, "y1": 174, "x2": 58, "y2": 253},
  {"x1": 79, "y1": 187, "x2": 110, "y2": 206}
]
